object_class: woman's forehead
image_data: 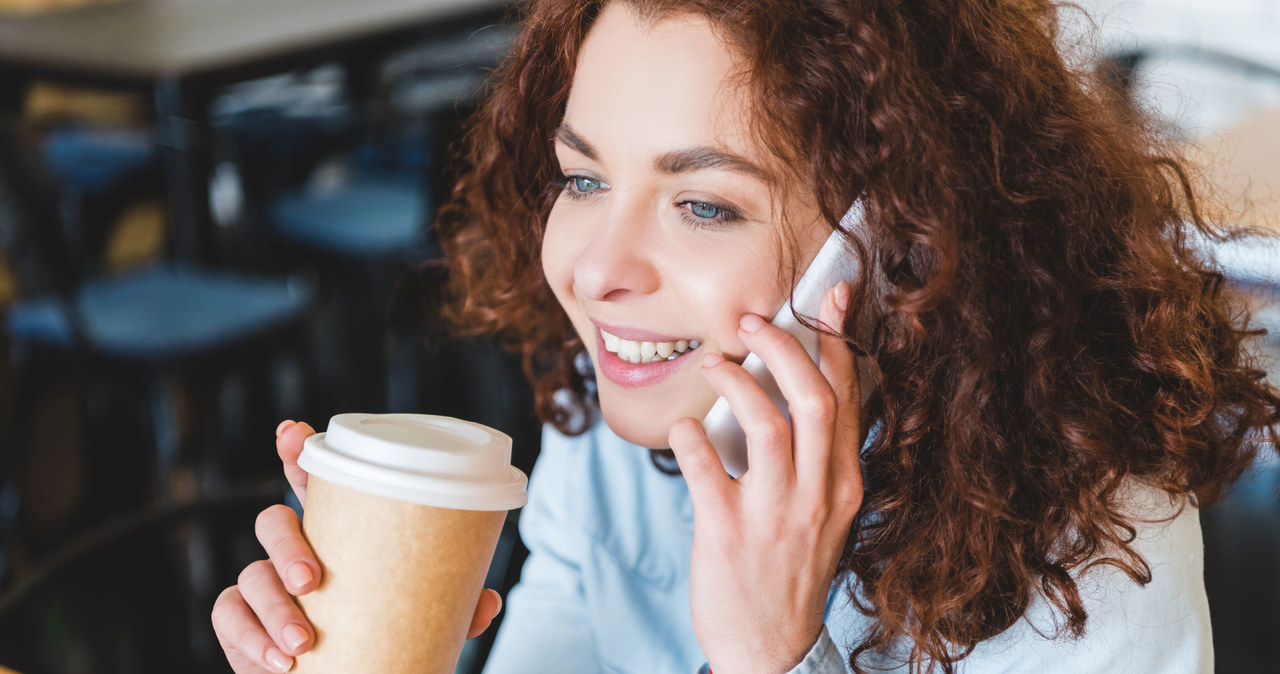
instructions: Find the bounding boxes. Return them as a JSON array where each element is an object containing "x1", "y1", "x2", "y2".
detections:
[{"x1": 562, "y1": 3, "x2": 771, "y2": 175}]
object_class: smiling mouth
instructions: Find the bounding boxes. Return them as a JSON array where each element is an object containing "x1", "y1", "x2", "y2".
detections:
[{"x1": 600, "y1": 328, "x2": 702, "y2": 364}]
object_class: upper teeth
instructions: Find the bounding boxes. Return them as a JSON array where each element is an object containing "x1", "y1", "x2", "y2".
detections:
[{"x1": 602, "y1": 330, "x2": 700, "y2": 364}]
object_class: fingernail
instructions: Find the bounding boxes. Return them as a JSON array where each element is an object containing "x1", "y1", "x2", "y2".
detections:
[
  {"x1": 834, "y1": 281, "x2": 850, "y2": 313},
  {"x1": 739, "y1": 313, "x2": 766, "y2": 333},
  {"x1": 495, "y1": 593, "x2": 503, "y2": 614},
  {"x1": 276, "y1": 420, "x2": 294, "y2": 438},
  {"x1": 265, "y1": 646, "x2": 292, "y2": 672},
  {"x1": 287, "y1": 562, "x2": 313, "y2": 591},
  {"x1": 282, "y1": 622, "x2": 309, "y2": 651},
  {"x1": 701, "y1": 352, "x2": 724, "y2": 368}
]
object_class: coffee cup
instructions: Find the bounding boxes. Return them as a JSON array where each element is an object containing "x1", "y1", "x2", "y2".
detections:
[{"x1": 292, "y1": 413, "x2": 528, "y2": 674}]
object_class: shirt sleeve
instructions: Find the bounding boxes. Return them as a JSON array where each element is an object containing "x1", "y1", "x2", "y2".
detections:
[
  {"x1": 482, "y1": 426, "x2": 600, "y2": 674},
  {"x1": 787, "y1": 626, "x2": 848, "y2": 673},
  {"x1": 693, "y1": 627, "x2": 848, "y2": 674}
]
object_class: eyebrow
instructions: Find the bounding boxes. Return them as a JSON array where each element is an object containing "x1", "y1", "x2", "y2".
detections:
[{"x1": 553, "y1": 123, "x2": 771, "y2": 181}]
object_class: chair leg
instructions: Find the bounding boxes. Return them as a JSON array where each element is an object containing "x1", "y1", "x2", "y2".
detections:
[
  {"x1": 1, "y1": 343, "x2": 39, "y2": 587},
  {"x1": 0, "y1": 467, "x2": 17, "y2": 587},
  {"x1": 147, "y1": 375, "x2": 181, "y2": 501},
  {"x1": 146, "y1": 374, "x2": 219, "y2": 663}
]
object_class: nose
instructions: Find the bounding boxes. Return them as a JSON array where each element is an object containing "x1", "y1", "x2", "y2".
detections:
[{"x1": 572, "y1": 200, "x2": 661, "y2": 302}]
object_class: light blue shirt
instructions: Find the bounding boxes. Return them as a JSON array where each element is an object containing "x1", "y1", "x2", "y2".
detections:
[{"x1": 483, "y1": 419, "x2": 1213, "y2": 673}]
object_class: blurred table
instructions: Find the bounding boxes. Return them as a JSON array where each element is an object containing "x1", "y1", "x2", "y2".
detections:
[{"x1": 0, "y1": 0, "x2": 509, "y2": 261}]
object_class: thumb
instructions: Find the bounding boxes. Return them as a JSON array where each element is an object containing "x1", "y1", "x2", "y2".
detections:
[
  {"x1": 467, "y1": 589, "x2": 502, "y2": 640},
  {"x1": 277, "y1": 420, "x2": 315, "y2": 504},
  {"x1": 668, "y1": 417, "x2": 732, "y2": 512}
]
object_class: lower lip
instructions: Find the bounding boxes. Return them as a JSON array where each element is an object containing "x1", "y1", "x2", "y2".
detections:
[{"x1": 595, "y1": 329, "x2": 697, "y2": 388}]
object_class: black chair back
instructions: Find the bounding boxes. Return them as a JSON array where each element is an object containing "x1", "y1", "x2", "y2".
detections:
[{"x1": 0, "y1": 119, "x2": 83, "y2": 302}]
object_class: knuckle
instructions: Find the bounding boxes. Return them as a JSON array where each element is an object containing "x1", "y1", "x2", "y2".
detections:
[
  {"x1": 754, "y1": 418, "x2": 790, "y2": 448},
  {"x1": 683, "y1": 452, "x2": 721, "y2": 480},
  {"x1": 838, "y1": 489, "x2": 864, "y2": 518},
  {"x1": 827, "y1": 481, "x2": 862, "y2": 519},
  {"x1": 214, "y1": 584, "x2": 241, "y2": 609},
  {"x1": 261, "y1": 594, "x2": 301, "y2": 624},
  {"x1": 793, "y1": 390, "x2": 837, "y2": 423},
  {"x1": 238, "y1": 559, "x2": 272, "y2": 588},
  {"x1": 807, "y1": 500, "x2": 833, "y2": 529},
  {"x1": 230, "y1": 620, "x2": 262, "y2": 656},
  {"x1": 256, "y1": 506, "x2": 300, "y2": 552},
  {"x1": 255, "y1": 504, "x2": 292, "y2": 536},
  {"x1": 211, "y1": 586, "x2": 240, "y2": 630},
  {"x1": 761, "y1": 324, "x2": 797, "y2": 351},
  {"x1": 668, "y1": 417, "x2": 701, "y2": 444}
]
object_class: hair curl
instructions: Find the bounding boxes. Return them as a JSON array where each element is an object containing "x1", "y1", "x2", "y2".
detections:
[{"x1": 436, "y1": 0, "x2": 1280, "y2": 670}]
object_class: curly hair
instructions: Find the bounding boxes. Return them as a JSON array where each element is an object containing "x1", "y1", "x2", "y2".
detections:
[{"x1": 435, "y1": 0, "x2": 1280, "y2": 670}]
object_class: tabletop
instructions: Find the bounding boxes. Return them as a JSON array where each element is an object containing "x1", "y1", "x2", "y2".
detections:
[{"x1": 0, "y1": 0, "x2": 510, "y2": 81}]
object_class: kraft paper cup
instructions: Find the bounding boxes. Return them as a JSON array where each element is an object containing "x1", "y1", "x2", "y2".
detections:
[{"x1": 293, "y1": 413, "x2": 528, "y2": 674}]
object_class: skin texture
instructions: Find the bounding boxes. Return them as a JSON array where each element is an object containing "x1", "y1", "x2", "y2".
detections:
[{"x1": 213, "y1": 6, "x2": 863, "y2": 673}]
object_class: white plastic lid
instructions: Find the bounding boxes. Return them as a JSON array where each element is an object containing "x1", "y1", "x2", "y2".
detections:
[{"x1": 298, "y1": 413, "x2": 528, "y2": 511}]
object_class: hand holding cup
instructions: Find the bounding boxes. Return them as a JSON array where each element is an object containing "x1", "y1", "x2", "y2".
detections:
[{"x1": 211, "y1": 420, "x2": 508, "y2": 673}]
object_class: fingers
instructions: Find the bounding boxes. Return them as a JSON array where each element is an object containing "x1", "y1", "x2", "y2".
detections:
[
  {"x1": 716, "y1": 282, "x2": 855, "y2": 488},
  {"x1": 467, "y1": 588, "x2": 503, "y2": 640},
  {"x1": 276, "y1": 420, "x2": 315, "y2": 504},
  {"x1": 734, "y1": 311, "x2": 841, "y2": 482},
  {"x1": 255, "y1": 504, "x2": 320, "y2": 596},
  {"x1": 817, "y1": 282, "x2": 856, "y2": 403},
  {"x1": 238, "y1": 560, "x2": 314, "y2": 662},
  {"x1": 698, "y1": 350, "x2": 796, "y2": 483},
  {"x1": 212, "y1": 585, "x2": 297, "y2": 674},
  {"x1": 668, "y1": 416, "x2": 733, "y2": 513},
  {"x1": 813, "y1": 281, "x2": 861, "y2": 480}
]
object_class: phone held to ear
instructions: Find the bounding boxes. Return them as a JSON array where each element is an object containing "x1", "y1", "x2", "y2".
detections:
[{"x1": 701, "y1": 203, "x2": 876, "y2": 478}]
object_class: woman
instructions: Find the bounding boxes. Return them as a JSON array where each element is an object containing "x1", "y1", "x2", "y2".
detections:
[{"x1": 212, "y1": 1, "x2": 1280, "y2": 672}]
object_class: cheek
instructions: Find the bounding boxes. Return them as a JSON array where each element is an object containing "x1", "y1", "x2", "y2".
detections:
[
  {"x1": 673, "y1": 244, "x2": 786, "y2": 357},
  {"x1": 541, "y1": 205, "x2": 580, "y2": 304}
]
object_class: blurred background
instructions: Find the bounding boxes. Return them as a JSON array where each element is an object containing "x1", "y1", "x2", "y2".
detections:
[{"x1": 0, "y1": 0, "x2": 1274, "y2": 673}]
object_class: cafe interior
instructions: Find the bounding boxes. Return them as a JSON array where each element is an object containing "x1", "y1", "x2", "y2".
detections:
[{"x1": 0, "y1": 0, "x2": 1275, "y2": 672}]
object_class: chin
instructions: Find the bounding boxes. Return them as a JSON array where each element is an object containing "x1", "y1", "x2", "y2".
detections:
[{"x1": 597, "y1": 389, "x2": 717, "y2": 450}]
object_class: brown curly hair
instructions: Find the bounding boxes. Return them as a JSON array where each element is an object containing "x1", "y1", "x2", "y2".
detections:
[{"x1": 435, "y1": 0, "x2": 1280, "y2": 670}]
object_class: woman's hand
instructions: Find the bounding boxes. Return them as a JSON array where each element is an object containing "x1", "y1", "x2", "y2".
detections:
[
  {"x1": 211, "y1": 420, "x2": 504, "y2": 673},
  {"x1": 669, "y1": 282, "x2": 864, "y2": 673}
]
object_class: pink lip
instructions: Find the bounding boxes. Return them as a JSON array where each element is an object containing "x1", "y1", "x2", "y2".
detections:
[
  {"x1": 590, "y1": 319, "x2": 694, "y2": 344},
  {"x1": 593, "y1": 327, "x2": 699, "y2": 389}
]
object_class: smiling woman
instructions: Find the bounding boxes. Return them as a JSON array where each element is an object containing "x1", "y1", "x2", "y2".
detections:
[
  {"x1": 431, "y1": 0, "x2": 1280, "y2": 671},
  {"x1": 211, "y1": 0, "x2": 1280, "y2": 672}
]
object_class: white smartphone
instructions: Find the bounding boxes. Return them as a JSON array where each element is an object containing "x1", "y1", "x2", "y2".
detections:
[{"x1": 701, "y1": 203, "x2": 876, "y2": 478}]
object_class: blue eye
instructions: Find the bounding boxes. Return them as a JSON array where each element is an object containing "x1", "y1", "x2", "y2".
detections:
[
  {"x1": 572, "y1": 176, "x2": 601, "y2": 193},
  {"x1": 688, "y1": 202, "x2": 721, "y2": 219}
]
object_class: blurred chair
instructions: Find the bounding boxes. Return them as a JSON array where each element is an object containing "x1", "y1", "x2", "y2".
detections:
[
  {"x1": 207, "y1": 29, "x2": 510, "y2": 415},
  {"x1": 0, "y1": 476, "x2": 285, "y2": 673},
  {"x1": 205, "y1": 64, "x2": 358, "y2": 267},
  {"x1": 38, "y1": 123, "x2": 161, "y2": 278},
  {"x1": 0, "y1": 119, "x2": 314, "y2": 650},
  {"x1": 268, "y1": 129, "x2": 434, "y2": 261}
]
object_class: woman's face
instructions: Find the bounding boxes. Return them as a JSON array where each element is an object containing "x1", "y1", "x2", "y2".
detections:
[{"x1": 542, "y1": 3, "x2": 828, "y2": 448}]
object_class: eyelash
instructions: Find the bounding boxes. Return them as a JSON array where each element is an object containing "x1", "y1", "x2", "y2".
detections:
[
  {"x1": 554, "y1": 173, "x2": 742, "y2": 228},
  {"x1": 554, "y1": 174, "x2": 601, "y2": 202}
]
